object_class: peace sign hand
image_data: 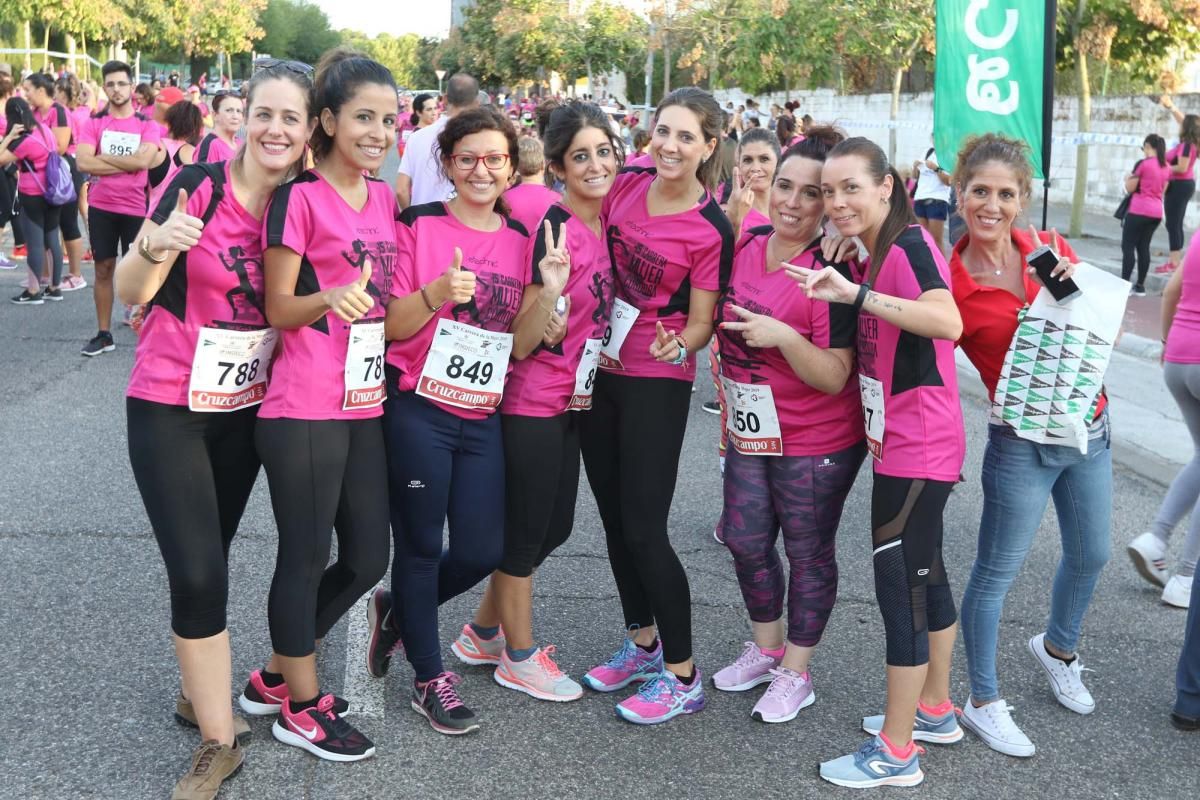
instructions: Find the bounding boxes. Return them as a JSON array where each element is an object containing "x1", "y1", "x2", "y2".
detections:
[
  {"x1": 784, "y1": 263, "x2": 860, "y2": 305},
  {"x1": 149, "y1": 189, "x2": 204, "y2": 253},
  {"x1": 650, "y1": 320, "x2": 682, "y2": 362},
  {"x1": 323, "y1": 257, "x2": 375, "y2": 323},
  {"x1": 538, "y1": 219, "x2": 572, "y2": 296},
  {"x1": 720, "y1": 304, "x2": 796, "y2": 350},
  {"x1": 1025, "y1": 224, "x2": 1076, "y2": 285}
]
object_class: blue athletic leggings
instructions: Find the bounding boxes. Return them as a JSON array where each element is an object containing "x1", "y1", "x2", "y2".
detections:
[{"x1": 384, "y1": 390, "x2": 505, "y2": 681}]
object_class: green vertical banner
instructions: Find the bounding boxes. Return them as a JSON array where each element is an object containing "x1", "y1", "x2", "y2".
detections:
[{"x1": 935, "y1": 0, "x2": 1054, "y2": 178}]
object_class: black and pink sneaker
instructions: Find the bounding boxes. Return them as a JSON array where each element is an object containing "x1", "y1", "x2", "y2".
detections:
[
  {"x1": 411, "y1": 672, "x2": 480, "y2": 735},
  {"x1": 271, "y1": 694, "x2": 375, "y2": 762},
  {"x1": 238, "y1": 669, "x2": 349, "y2": 716}
]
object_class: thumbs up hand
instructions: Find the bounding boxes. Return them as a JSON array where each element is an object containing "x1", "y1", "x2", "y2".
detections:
[
  {"x1": 323, "y1": 256, "x2": 376, "y2": 323},
  {"x1": 438, "y1": 247, "x2": 476, "y2": 306},
  {"x1": 148, "y1": 188, "x2": 204, "y2": 254}
]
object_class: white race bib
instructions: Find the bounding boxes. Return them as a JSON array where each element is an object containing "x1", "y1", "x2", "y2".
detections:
[
  {"x1": 721, "y1": 377, "x2": 783, "y2": 456},
  {"x1": 859, "y1": 373, "x2": 886, "y2": 461},
  {"x1": 99, "y1": 130, "x2": 141, "y2": 157},
  {"x1": 343, "y1": 320, "x2": 386, "y2": 411},
  {"x1": 599, "y1": 297, "x2": 639, "y2": 370},
  {"x1": 417, "y1": 318, "x2": 513, "y2": 410},
  {"x1": 568, "y1": 338, "x2": 602, "y2": 411},
  {"x1": 188, "y1": 327, "x2": 277, "y2": 412}
]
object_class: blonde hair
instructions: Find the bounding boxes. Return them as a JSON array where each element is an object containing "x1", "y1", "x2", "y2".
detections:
[{"x1": 517, "y1": 136, "x2": 545, "y2": 177}]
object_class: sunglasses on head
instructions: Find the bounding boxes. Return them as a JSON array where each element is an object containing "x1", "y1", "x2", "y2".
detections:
[{"x1": 253, "y1": 59, "x2": 314, "y2": 78}]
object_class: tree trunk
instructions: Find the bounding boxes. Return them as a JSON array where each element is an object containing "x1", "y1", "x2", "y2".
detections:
[
  {"x1": 23, "y1": 21, "x2": 32, "y2": 73},
  {"x1": 80, "y1": 31, "x2": 88, "y2": 81},
  {"x1": 889, "y1": 64, "x2": 903, "y2": 164},
  {"x1": 42, "y1": 25, "x2": 50, "y2": 71},
  {"x1": 1069, "y1": 0, "x2": 1090, "y2": 239},
  {"x1": 662, "y1": 33, "x2": 670, "y2": 96},
  {"x1": 586, "y1": 57, "x2": 594, "y2": 98}
]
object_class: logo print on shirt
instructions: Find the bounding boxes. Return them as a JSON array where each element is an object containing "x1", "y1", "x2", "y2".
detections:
[
  {"x1": 451, "y1": 271, "x2": 523, "y2": 330},
  {"x1": 608, "y1": 225, "x2": 666, "y2": 303},
  {"x1": 341, "y1": 238, "x2": 398, "y2": 303},
  {"x1": 218, "y1": 246, "x2": 266, "y2": 325},
  {"x1": 589, "y1": 270, "x2": 616, "y2": 336},
  {"x1": 715, "y1": 289, "x2": 771, "y2": 381}
]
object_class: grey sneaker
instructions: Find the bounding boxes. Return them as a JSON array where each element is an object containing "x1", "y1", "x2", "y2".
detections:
[{"x1": 411, "y1": 672, "x2": 480, "y2": 735}]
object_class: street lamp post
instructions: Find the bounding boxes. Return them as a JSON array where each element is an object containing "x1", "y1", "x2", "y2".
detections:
[{"x1": 436, "y1": 69, "x2": 446, "y2": 95}]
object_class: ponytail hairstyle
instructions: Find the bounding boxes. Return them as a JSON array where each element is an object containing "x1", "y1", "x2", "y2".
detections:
[
  {"x1": 436, "y1": 105, "x2": 520, "y2": 216},
  {"x1": 54, "y1": 75, "x2": 80, "y2": 109},
  {"x1": 1179, "y1": 114, "x2": 1199, "y2": 148},
  {"x1": 238, "y1": 58, "x2": 314, "y2": 181},
  {"x1": 538, "y1": 98, "x2": 625, "y2": 178},
  {"x1": 409, "y1": 92, "x2": 433, "y2": 126},
  {"x1": 827, "y1": 136, "x2": 916, "y2": 280},
  {"x1": 775, "y1": 115, "x2": 797, "y2": 148},
  {"x1": 1145, "y1": 134, "x2": 1167, "y2": 167},
  {"x1": 5, "y1": 96, "x2": 37, "y2": 134},
  {"x1": 778, "y1": 125, "x2": 846, "y2": 174},
  {"x1": 25, "y1": 72, "x2": 54, "y2": 101},
  {"x1": 631, "y1": 126, "x2": 651, "y2": 153},
  {"x1": 654, "y1": 86, "x2": 724, "y2": 190},
  {"x1": 310, "y1": 47, "x2": 396, "y2": 163}
]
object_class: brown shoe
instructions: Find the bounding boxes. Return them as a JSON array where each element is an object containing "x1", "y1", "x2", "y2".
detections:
[
  {"x1": 175, "y1": 694, "x2": 253, "y2": 744},
  {"x1": 171, "y1": 739, "x2": 244, "y2": 800}
]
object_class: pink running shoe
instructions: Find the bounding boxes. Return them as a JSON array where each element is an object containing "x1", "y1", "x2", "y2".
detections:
[
  {"x1": 1155, "y1": 262, "x2": 1177, "y2": 275},
  {"x1": 712, "y1": 642, "x2": 781, "y2": 692},
  {"x1": 582, "y1": 631, "x2": 663, "y2": 692},
  {"x1": 450, "y1": 623, "x2": 506, "y2": 665},
  {"x1": 615, "y1": 669, "x2": 706, "y2": 724},
  {"x1": 272, "y1": 694, "x2": 374, "y2": 762},
  {"x1": 60, "y1": 274, "x2": 87, "y2": 291},
  {"x1": 751, "y1": 668, "x2": 815, "y2": 723},
  {"x1": 237, "y1": 669, "x2": 348, "y2": 716}
]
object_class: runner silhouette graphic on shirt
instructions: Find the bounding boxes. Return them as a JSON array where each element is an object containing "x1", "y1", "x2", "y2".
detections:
[{"x1": 219, "y1": 246, "x2": 265, "y2": 324}]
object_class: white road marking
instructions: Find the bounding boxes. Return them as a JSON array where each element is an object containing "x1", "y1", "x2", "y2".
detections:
[{"x1": 342, "y1": 588, "x2": 385, "y2": 719}]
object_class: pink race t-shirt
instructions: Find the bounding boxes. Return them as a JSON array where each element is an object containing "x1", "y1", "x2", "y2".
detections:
[
  {"x1": 7, "y1": 123, "x2": 54, "y2": 196},
  {"x1": 627, "y1": 153, "x2": 655, "y2": 169},
  {"x1": 388, "y1": 202, "x2": 531, "y2": 420},
  {"x1": 601, "y1": 167, "x2": 734, "y2": 380},
  {"x1": 195, "y1": 132, "x2": 239, "y2": 164},
  {"x1": 503, "y1": 203, "x2": 615, "y2": 417},
  {"x1": 261, "y1": 170, "x2": 399, "y2": 420},
  {"x1": 1130, "y1": 158, "x2": 1171, "y2": 219},
  {"x1": 1166, "y1": 232, "x2": 1200, "y2": 364},
  {"x1": 716, "y1": 230, "x2": 861, "y2": 456},
  {"x1": 79, "y1": 110, "x2": 161, "y2": 217},
  {"x1": 504, "y1": 182, "x2": 560, "y2": 234},
  {"x1": 739, "y1": 207, "x2": 770, "y2": 236},
  {"x1": 147, "y1": 140, "x2": 190, "y2": 210},
  {"x1": 128, "y1": 162, "x2": 270, "y2": 406},
  {"x1": 35, "y1": 102, "x2": 71, "y2": 152},
  {"x1": 1167, "y1": 142, "x2": 1197, "y2": 182},
  {"x1": 853, "y1": 224, "x2": 965, "y2": 481}
]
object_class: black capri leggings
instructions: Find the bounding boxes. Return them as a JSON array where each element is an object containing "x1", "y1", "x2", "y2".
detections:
[
  {"x1": 1121, "y1": 211, "x2": 1161, "y2": 288},
  {"x1": 871, "y1": 473, "x2": 957, "y2": 667},
  {"x1": 256, "y1": 417, "x2": 390, "y2": 658},
  {"x1": 126, "y1": 397, "x2": 260, "y2": 639},
  {"x1": 499, "y1": 412, "x2": 581, "y2": 578},
  {"x1": 58, "y1": 154, "x2": 83, "y2": 242},
  {"x1": 580, "y1": 371, "x2": 694, "y2": 664},
  {"x1": 1165, "y1": 179, "x2": 1195, "y2": 253}
]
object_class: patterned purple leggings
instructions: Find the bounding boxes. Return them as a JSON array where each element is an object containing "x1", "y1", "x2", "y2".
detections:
[{"x1": 722, "y1": 441, "x2": 866, "y2": 646}]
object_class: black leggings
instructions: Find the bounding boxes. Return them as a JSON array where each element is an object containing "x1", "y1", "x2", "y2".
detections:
[
  {"x1": 871, "y1": 474, "x2": 957, "y2": 667},
  {"x1": 1121, "y1": 212, "x2": 1161, "y2": 288},
  {"x1": 580, "y1": 371, "x2": 694, "y2": 664},
  {"x1": 499, "y1": 412, "x2": 581, "y2": 578},
  {"x1": 256, "y1": 417, "x2": 390, "y2": 658},
  {"x1": 58, "y1": 154, "x2": 82, "y2": 242},
  {"x1": 1165, "y1": 180, "x2": 1195, "y2": 253},
  {"x1": 17, "y1": 192, "x2": 62, "y2": 285},
  {"x1": 126, "y1": 397, "x2": 260, "y2": 639}
]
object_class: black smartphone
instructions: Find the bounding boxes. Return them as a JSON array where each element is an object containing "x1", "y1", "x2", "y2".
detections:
[{"x1": 1026, "y1": 245, "x2": 1082, "y2": 304}]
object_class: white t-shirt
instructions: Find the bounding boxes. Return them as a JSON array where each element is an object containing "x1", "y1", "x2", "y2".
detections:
[
  {"x1": 914, "y1": 149, "x2": 952, "y2": 203},
  {"x1": 399, "y1": 115, "x2": 452, "y2": 206}
]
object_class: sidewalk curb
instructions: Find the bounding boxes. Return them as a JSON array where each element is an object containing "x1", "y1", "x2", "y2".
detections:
[{"x1": 955, "y1": 358, "x2": 1176, "y2": 488}]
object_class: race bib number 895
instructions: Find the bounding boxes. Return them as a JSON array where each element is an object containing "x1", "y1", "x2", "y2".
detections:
[{"x1": 100, "y1": 130, "x2": 141, "y2": 157}]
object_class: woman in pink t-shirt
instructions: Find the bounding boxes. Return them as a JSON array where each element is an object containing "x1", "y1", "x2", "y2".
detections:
[
  {"x1": 194, "y1": 91, "x2": 243, "y2": 164},
  {"x1": 578, "y1": 87, "x2": 735, "y2": 725},
  {"x1": 451, "y1": 101, "x2": 622, "y2": 705},
  {"x1": 1121, "y1": 134, "x2": 1171, "y2": 295},
  {"x1": 503, "y1": 136, "x2": 560, "y2": 232},
  {"x1": 54, "y1": 76, "x2": 89, "y2": 289},
  {"x1": 369, "y1": 106, "x2": 531, "y2": 735},
  {"x1": 726, "y1": 127, "x2": 778, "y2": 236},
  {"x1": 147, "y1": 100, "x2": 202, "y2": 212},
  {"x1": 1159, "y1": 95, "x2": 1199, "y2": 272},
  {"x1": 711, "y1": 129, "x2": 866, "y2": 724},
  {"x1": 113, "y1": 64, "x2": 314, "y2": 796},
  {"x1": 251, "y1": 50, "x2": 397, "y2": 764},
  {"x1": 792, "y1": 137, "x2": 965, "y2": 788},
  {"x1": 0, "y1": 98, "x2": 64, "y2": 303}
]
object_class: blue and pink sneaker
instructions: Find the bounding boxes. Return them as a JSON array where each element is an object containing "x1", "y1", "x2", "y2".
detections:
[
  {"x1": 615, "y1": 669, "x2": 706, "y2": 724},
  {"x1": 582, "y1": 632, "x2": 663, "y2": 692},
  {"x1": 819, "y1": 735, "x2": 924, "y2": 788}
]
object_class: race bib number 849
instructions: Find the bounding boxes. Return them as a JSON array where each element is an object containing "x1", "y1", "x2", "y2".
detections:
[{"x1": 417, "y1": 318, "x2": 514, "y2": 411}]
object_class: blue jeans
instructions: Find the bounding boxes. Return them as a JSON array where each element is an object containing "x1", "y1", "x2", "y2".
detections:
[
  {"x1": 1178, "y1": 589, "x2": 1200, "y2": 718},
  {"x1": 960, "y1": 419, "x2": 1112, "y2": 703}
]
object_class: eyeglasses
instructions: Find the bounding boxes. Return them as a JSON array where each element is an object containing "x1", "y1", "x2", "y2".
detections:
[
  {"x1": 253, "y1": 58, "x2": 314, "y2": 78},
  {"x1": 450, "y1": 152, "x2": 510, "y2": 171}
]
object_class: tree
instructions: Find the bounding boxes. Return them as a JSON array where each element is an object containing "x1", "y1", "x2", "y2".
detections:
[{"x1": 563, "y1": 1, "x2": 647, "y2": 94}]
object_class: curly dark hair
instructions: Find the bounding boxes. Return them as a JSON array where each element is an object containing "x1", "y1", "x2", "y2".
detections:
[{"x1": 436, "y1": 105, "x2": 520, "y2": 215}]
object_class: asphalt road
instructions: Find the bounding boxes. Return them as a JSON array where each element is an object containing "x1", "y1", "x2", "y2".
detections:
[{"x1": 0, "y1": 150, "x2": 1194, "y2": 799}]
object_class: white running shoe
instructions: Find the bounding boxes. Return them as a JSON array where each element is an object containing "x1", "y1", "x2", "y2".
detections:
[
  {"x1": 1028, "y1": 633, "x2": 1095, "y2": 715},
  {"x1": 1127, "y1": 532, "x2": 1168, "y2": 587},
  {"x1": 958, "y1": 695, "x2": 1035, "y2": 757},
  {"x1": 1162, "y1": 574, "x2": 1193, "y2": 609}
]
